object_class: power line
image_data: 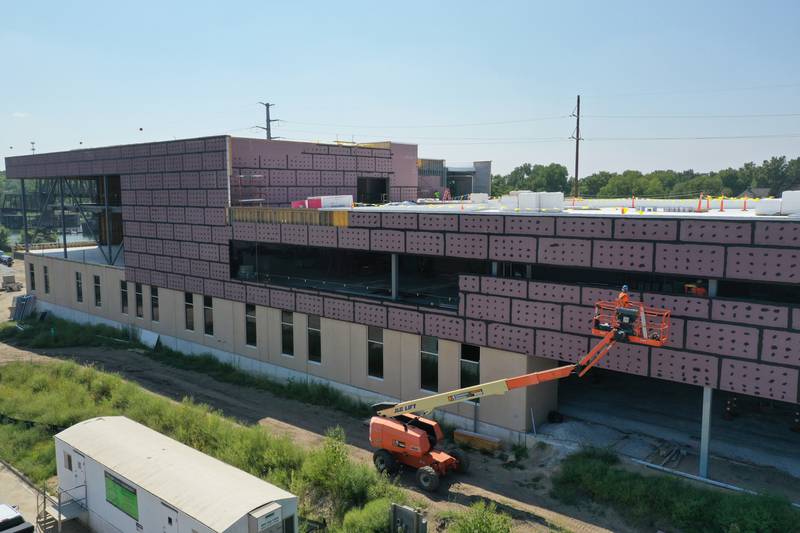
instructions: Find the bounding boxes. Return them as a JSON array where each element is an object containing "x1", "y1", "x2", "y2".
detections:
[
  {"x1": 281, "y1": 115, "x2": 570, "y2": 129},
  {"x1": 584, "y1": 112, "x2": 800, "y2": 119},
  {"x1": 584, "y1": 133, "x2": 800, "y2": 141}
]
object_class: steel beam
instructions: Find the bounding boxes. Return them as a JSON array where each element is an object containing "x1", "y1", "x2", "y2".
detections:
[
  {"x1": 103, "y1": 175, "x2": 112, "y2": 263},
  {"x1": 20, "y1": 179, "x2": 29, "y2": 252},
  {"x1": 699, "y1": 385, "x2": 712, "y2": 478},
  {"x1": 59, "y1": 178, "x2": 68, "y2": 259},
  {"x1": 391, "y1": 253, "x2": 399, "y2": 300}
]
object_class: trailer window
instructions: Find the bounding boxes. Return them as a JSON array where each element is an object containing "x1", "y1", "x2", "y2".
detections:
[{"x1": 105, "y1": 471, "x2": 139, "y2": 520}]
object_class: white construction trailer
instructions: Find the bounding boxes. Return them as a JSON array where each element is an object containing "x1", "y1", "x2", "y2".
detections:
[{"x1": 54, "y1": 417, "x2": 298, "y2": 533}]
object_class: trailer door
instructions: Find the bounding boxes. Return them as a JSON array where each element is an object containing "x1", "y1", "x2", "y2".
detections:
[{"x1": 160, "y1": 503, "x2": 178, "y2": 533}]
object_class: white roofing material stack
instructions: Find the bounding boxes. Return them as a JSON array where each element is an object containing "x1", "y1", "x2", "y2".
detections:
[{"x1": 781, "y1": 190, "x2": 800, "y2": 216}]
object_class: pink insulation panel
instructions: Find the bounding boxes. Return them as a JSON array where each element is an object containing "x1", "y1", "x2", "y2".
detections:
[
  {"x1": 225, "y1": 283, "x2": 246, "y2": 302},
  {"x1": 349, "y1": 212, "x2": 381, "y2": 228},
  {"x1": 651, "y1": 348, "x2": 718, "y2": 387},
  {"x1": 465, "y1": 294, "x2": 510, "y2": 322},
  {"x1": 481, "y1": 277, "x2": 528, "y2": 298},
  {"x1": 614, "y1": 219, "x2": 677, "y2": 241},
  {"x1": 489, "y1": 236, "x2": 536, "y2": 263},
  {"x1": 557, "y1": 217, "x2": 611, "y2": 238},
  {"x1": 720, "y1": 360, "x2": 798, "y2": 403},
  {"x1": 537, "y1": 238, "x2": 591, "y2": 267},
  {"x1": 535, "y1": 331, "x2": 588, "y2": 361},
  {"x1": 511, "y1": 300, "x2": 562, "y2": 330},
  {"x1": 666, "y1": 317, "x2": 685, "y2": 349},
  {"x1": 655, "y1": 244, "x2": 724, "y2": 277},
  {"x1": 754, "y1": 221, "x2": 800, "y2": 247},
  {"x1": 504, "y1": 216, "x2": 554, "y2": 236},
  {"x1": 256, "y1": 223, "x2": 281, "y2": 243},
  {"x1": 458, "y1": 275, "x2": 480, "y2": 292},
  {"x1": 680, "y1": 220, "x2": 751, "y2": 244},
  {"x1": 592, "y1": 240, "x2": 654, "y2": 272},
  {"x1": 281, "y1": 225, "x2": 308, "y2": 246},
  {"x1": 711, "y1": 299, "x2": 789, "y2": 328},
  {"x1": 487, "y1": 323, "x2": 535, "y2": 355},
  {"x1": 324, "y1": 297, "x2": 354, "y2": 322},
  {"x1": 337, "y1": 228, "x2": 370, "y2": 250},
  {"x1": 445, "y1": 233, "x2": 488, "y2": 259},
  {"x1": 726, "y1": 247, "x2": 800, "y2": 283},
  {"x1": 204, "y1": 279, "x2": 224, "y2": 298},
  {"x1": 296, "y1": 293, "x2": 323, "y2": 316},
  {"x1": 424, "y1": 313, "x2": 464, "y2": 342},
  {"x1": 370, "y1": 230, "x2": 405, "y2": 253},
  {"x1": 308, "y1": 226, "x2": 338, "y2": 248},
  {"x1": 246, "y1": 286, "x2": 270, "y2": 307},
  {"x1": 685, "y1": 320, "x2": 758, "y2": 360},
  {"x1": 465, "y1": 320, "x2": 486, "y2": 345},
  {"x1": 529, "y1": 281, "x2": 580, "y2": 304},
  {"x1": 381, "y1": 213, "x2": 417, "y2": 230},
  {"x1": 419, "y1": 214, "x2": 458, "y2": 231},
  {"x1": 592, "y1": 339, "x2": 649, "y2": 376},
  {"x1": 761, "y1": 329, "x2": 800, "y2": 366},
  {"x1": 354, "y1": 302, "x2": 387, "y2": 328},
  {"x1": 643, "y1": 293, "x2": 709, "y2": 319},
  {"x1": 406, "y1": 232, "x2": 444, "y2": 256},
  {"x1": 561, "y1": 305, "x2": 593, "y2": 334},
  {"x1": 460, "y1": 215, "x2": 504, "y2": 234},
  {"x1": 388, "y1": 307, "x2": 424, "y2": 334},
  {"x1": 270, "y1": 289, "x2": 295, "y2": 311}
]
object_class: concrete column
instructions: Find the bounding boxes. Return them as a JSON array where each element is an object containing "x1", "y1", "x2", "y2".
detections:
[
  {"x1": 491, "y1": 261, "x2": 498, "y2": 276},
  {"x1": 391, "y1": 253, "x2": 398, "y2": 300},
  {"x1": 699, "y1": 385, "x2": 712, "y2": 478},
  {"x1": 708, "y1": 279, "x2": 718, "y2": 298},
  {"x1": 103, "y1": 175, "x2": 112, "y2": 264},
  {"x1": 526, "y1": 264, "x2": 533, "y2": 279}
]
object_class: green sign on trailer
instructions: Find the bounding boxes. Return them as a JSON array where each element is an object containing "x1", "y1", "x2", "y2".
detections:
[{"x1": 105, "y1": 472, "x2": 139, "y2": 520}]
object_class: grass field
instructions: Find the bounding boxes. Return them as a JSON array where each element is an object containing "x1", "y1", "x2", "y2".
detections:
[
  {"x1": 0, "y1": 360, "x2": 407, "y2": 530},
  {"x1": 551, "y1": 448, "x2": 800, "y2": 533}
]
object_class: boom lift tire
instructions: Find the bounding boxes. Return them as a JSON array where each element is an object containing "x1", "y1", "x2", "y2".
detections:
[
  {"x1": 373, "y1": 449, "x2": 398, "y2": 475},
  {"x1": 416, "y1": 466, "x2": 440, "y2": 491},
  {"x1": 449, "y1": 448, "x2": 470, "y2": 474}
]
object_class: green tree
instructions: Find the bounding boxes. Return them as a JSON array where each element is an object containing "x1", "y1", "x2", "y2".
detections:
[
  {"x1": 579, "y1": 171, "x2": 615, "y2": 196},
  {"x1": 449, "y1": 501, "x2": 512, "y2": 533},
  {"x1": 0, "y1": 225, "x2": 10, "y2": 251}
]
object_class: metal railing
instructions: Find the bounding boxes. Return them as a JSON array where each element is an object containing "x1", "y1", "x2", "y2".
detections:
[{"x1": 228, "y1": 207, "x2": 350, "y2": 227}]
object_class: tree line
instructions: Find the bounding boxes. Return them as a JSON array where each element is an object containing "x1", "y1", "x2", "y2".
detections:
[{"x1": 490, "y1": 156, "x2": 800, "y2": 198}]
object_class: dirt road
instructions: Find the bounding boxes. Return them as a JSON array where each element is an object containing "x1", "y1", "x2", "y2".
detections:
[{"x1": 0, "y1": 343, "x2": 632, "y2": 533}]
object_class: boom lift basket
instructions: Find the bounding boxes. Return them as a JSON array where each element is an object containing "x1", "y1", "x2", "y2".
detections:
[{"x1": 591, "y1": 300, "x2": 670, "y2": 347}]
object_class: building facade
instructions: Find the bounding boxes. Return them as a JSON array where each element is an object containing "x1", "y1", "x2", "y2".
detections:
[{"x1": 5, "y1": 136, "x2": 800, "y2": 441}]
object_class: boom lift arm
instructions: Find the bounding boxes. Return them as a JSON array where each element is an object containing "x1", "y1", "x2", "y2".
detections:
[{"x1": 376, "y1": 330, "x2": 617, "y2": 418}]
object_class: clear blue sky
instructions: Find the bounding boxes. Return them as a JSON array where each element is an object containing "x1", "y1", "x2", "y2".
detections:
[{"x1": 2, "y1": 0, "x2": 799, "y2": 175}]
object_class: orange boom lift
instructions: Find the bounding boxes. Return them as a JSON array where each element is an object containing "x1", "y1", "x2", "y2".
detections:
[{"x1": 369, "y1": 296, "x2": 671, "y2": 490}]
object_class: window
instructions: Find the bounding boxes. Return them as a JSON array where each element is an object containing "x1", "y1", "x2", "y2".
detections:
[
  {"x1": 420, "y1": 336, "x2": 439, "y2": 392},
  {"x1": 28, "y1": 263, "x2": 35, "y2": 291},
  {"x1": 75, "y1": 272, "x2": 83, "y2": 303},
  {"x1": 307, "y1": 315, "x2": 321, "y2": 363},
  {"x1": 184, "y1": 292, "x2": 194, "y2": 331},
  {"x1": 245, "y1": 304, "x2": 257, "y2": 347},
  {"x1": 367, "y1": 326, "x2": 384, "y2": 379},
  {"x1": 120, "y1": 281, "x2": 128, "y2": 314},
  {"x1": 105, "y1": 472, "x2": 139, "y2": 520},
  {"x1": 460, "y1": 344, "x2": 480, "y2": 403},
  {"x1": 134, "y1": 283, "x2": 143, "y2": 318},
  {"x1": 43, "y1": 266, "x2": 50, "y2": 294},
  {"x1": 281, "y1": 310, "x2": 294, "y2": 356},
  {"x1": 150, "y1": 287, "x2": 159, "y2": 322},
  {"x1": 283, "y1": 516, "x2": 295, "y2": 533},
  {"x1": 64, "y1": 452, "x2": 72, "y2": 472},
  {"x1": 203, "y1": 296, "x2": 214, "y2": 335},
  {"x1": 93, "y1": 275, "x2": 101, "y2": 307}
]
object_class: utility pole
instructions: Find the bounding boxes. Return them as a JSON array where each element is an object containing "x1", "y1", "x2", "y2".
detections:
[
  {"x1": 257, "y1": 102, "x2": 279, "y2": 140},
  {"x1": 570, "y1": 95, "x2": 581, "y2": 198},
  {"x1": 30, "y1": 141, "x2": 36, "y2": 155}
]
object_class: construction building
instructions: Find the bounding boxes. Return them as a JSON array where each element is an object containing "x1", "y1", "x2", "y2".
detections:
[{"x1": 4, "y1": 136, "x2": 800, "y2": 478}]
